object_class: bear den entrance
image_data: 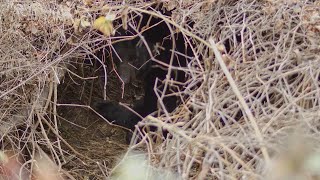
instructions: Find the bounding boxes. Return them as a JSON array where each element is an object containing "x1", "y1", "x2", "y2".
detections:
[{"x1": 56, "y1": 10, "x2": 191, "y2": 176}]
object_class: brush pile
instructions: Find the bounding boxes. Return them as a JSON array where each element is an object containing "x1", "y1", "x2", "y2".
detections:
[{"x1": 1, "y1": 0, "x2": 320, "y2": 179}]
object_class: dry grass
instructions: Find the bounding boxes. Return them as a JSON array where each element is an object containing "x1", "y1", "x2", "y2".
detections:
[{"x1": 1, "y1": 0, "x2": 320, "y2": 179}]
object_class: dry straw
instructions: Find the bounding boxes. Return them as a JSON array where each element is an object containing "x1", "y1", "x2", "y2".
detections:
[{"x1": 1, "y1": 0, "x2": 320, "y2": 179}]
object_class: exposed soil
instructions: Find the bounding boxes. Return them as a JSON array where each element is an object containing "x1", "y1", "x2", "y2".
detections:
[{"x1": 55, "y1": 61, "x2": 144, "y2": 178}]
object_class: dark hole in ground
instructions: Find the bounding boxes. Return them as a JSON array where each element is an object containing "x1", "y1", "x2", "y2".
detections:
[
  {"x1": 91, "y1": 11, "x2": 192, "y2": 142},
  {"x1": 55, "y1": 8, "x2": 193, "y2": 178}
]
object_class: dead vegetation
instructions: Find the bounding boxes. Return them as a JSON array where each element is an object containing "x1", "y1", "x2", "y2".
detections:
[{"x1": 1, "y1": 0, "x2": 320, "y2": 179}]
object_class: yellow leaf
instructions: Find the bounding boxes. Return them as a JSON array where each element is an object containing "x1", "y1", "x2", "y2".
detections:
[{"x1": 93, "y1": 16, "x2": 115, "y2": 36}]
